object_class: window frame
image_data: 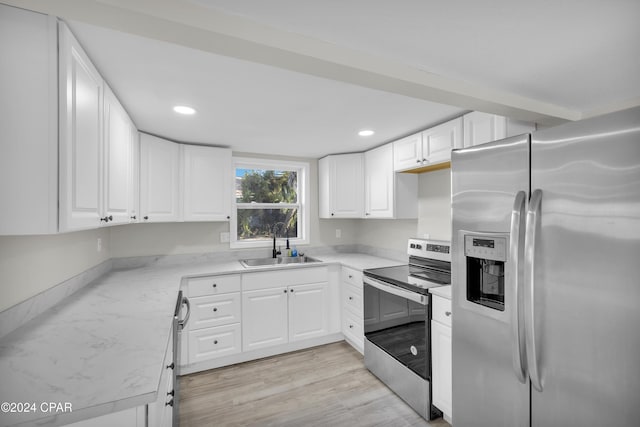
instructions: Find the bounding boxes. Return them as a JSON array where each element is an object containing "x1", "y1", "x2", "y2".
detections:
[{"x1": 230, "y1": 157, "x2": 310, "y2": 249}]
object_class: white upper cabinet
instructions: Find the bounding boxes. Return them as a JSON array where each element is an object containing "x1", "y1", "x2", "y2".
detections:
[
  {"x1": 392, "y1": 133, "x2": 423, "y2": 171},
  {"x1": 103, "y1": 84, "x2": 134, "y2": 226},
  {"x1": 318, "y1": 153, "x2": 364, "y2": 218},
  {"x1": 0, "y1": 5, "x2": 58, "y2": 235},
  {"x1": 463, "y1": 111, "x2": 536, "y2": 148},
  {"x1": 182, "y1": 144, "x2": 232, "y2": 222},
  {"x1": 129, "y1": 131, "x2": 140, "y2": 223},
  {"x1": 393, "y1": 117, "x2": 463, "y2": 172},
  {"x1": 365, "y1": 144, "x2": 417, "y2": 219},
  {"x1": 139, "y1": 134, "x2": 181, "y2": 223},
  {"x1": 58, "y1": 22, "x2": 104, "y2": 232}
]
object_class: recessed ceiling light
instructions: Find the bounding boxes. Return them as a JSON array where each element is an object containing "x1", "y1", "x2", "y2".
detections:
[
  {"x1": 173, "y1": 105, "x2": 196, "y2": 115},
  {"x1": 358, "y1": 129, "x2": 375, "y2": 137}
]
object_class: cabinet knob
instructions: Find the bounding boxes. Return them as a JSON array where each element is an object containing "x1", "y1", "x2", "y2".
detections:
[
  {"x1": 422, "y1": 158, "x2": 427, "y2": 163},
  {"x1": 167, "y1": 390, "x2": 174, "y2": 397},
  {"x1": 214, "y1": 340, "x2": 218, "y2": 344},
  {"x1": 100, "y1": 216, "x2": 108, "y2": 223},
  {"x1": 143, "y1": 216, "x2": 149, "y2": 220},
  {"x1": 165, "y1": 399, "x2": 174, "y2": 407},
  {"x1": 212, "y1": 284, "x2": 217, "y2": 288},
  {"x1": 445, "y1": 311, "x2": 452, "y2": 317},
  {"x1": 226, "y1": 216, "x2": 230, "y2": 220},
  {"x1": 348, "y1": 296, "x2": 353, "y2": 300},
  {"x1": 284, "y1": 289, "x2": 287, "y2": 293},
  {"x1": 108, "y1": 215, "x2": 113, "y2": 221},
  {"x1": 213, "y1": 307, "x2": 217, "y2": 312},
  {"x1": 348, "y1": 275, "x2": 353, "y2": 279},
  {"x1": 365, "y1": 213, "x2": 370, "y2": 216},
  {"x1": 416, "y1": 159, "x2": 421, "y2": 163},
  {"x1": 331, "y1": 213, "x2": 334, "y2": 216},
  {"x1": 130, "y1": 215, "x2": 137, "y2": 220},
  {"x1": 290, "y1": 288, "x2": 294, "y2": 293},
  {"x1": 349, "y1": 324, "x2": 354, "y2": 329},
  {"x1": 166, "y1": 362, "x2": 174, "y2": 370}
]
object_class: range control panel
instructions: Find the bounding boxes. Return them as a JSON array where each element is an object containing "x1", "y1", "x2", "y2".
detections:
[
  {"x1": 464, "y1": 235, "x2": 507, "y2": 262},
  {"x1": 408, "y1": 238, "x2": 451, "y2": 262}
]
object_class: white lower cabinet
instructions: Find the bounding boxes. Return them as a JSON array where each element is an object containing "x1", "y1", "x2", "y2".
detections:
[
  {"x1": 340, "y1": 267, "x2": 364, "y2": 353},
  {"x1": 189, "y1": 323, "x2": 242, "y2": 363},
  {"x1": 288, "y1": 282, "x2": 329, "y2": 342},
  {"x1": 182, "y1": 267, "x2": 339, "y2": 372},
  {"x1": 242, "y1": 287, "x2": 288, "y2": 351},
  {"x1": 65, "y1": 407, "x2": 145, "y2": 427},
  {"x1": 431, "y1": 294, "x2": 452, "y2": 422}
]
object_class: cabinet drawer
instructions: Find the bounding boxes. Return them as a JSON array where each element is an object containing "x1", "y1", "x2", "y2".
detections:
[
  {"x1": 342, "y1": 283, "x2": 363, "y2": 315},
  {"x1": 188, "y1": 323, "x2": 241, "y2": 363},
  {"x1": 342, "y1": 309, "x2": 363, "y2": 341},
  {"x1": 191, "y1": 293, "x2": 241, "y2": 330},
  {"x1": 341, "y1": 267, "x2": 362, "y2": 287},
  {"x1": 432, "y1": 294, "x2": 452, "y2": 327},
  {"x1": 187, "y1": 274, "x2": 240, "y2": 297}
]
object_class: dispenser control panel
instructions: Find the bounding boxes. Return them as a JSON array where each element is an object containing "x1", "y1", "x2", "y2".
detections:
[{"x1": 464, "y1": 235, "x2": 507, "y2": 262}]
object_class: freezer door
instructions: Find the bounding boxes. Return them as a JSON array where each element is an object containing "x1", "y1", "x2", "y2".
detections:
[
  {"x1": 529, "y1": 106, "x2": 640, "y2": 426},
  {"x1": 451, "y1": 134, "x2": 530, "y2": 427}
]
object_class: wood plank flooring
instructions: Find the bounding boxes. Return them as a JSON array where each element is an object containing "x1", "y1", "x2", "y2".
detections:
[{"x1": 179, "y1": 341, "x2": 451, "y2": 427}]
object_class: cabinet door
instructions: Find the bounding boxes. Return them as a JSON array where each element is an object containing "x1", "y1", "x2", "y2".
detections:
[
  {"x1": 393, "y1": 133, "x2": 423, "y2": 171},
  {"x1": 183, "y1": 145, "x2": 231, "y2": 221},
  {"x1": 0, "y1": 5, "x2": 58, "y2": 235},
  {"x1": 431, "y1": 320, "x2": 452, "y2": 419},
  {"x1": 139, "y1": 134, "x2": 180, "y2": 222},
  {"x1": 422, "y1": 117, "x2": 463, "y2": 165},
  {"x1": 463, "y1": 111, "x2": 507, "y2": 148},
  {"x1": 129, "y1": 131, "x2": 140, "y2": 222},
  {"x1": 288, "y1": 282, "x2": 329, "y2": 342},
  {"x1": 103, "y1": 85, "x2": 132, "y2": 225},
  {"x1": 364, "y1": 144, "x2": 394, "y2": 218},
  {"x1": 330, "y1": 153, "x2": 364, "y2": 218},
  {"x1": 242, "y1": 287, "x2": 288, "y2": 351},
  {"x1": 58, "y1": 23, "x2": 103, "y2": 232}
]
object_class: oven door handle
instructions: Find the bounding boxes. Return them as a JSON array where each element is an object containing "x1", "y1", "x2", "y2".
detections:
[{"x1": 364, "y1": 276, "x2": 427, "y2": 305}]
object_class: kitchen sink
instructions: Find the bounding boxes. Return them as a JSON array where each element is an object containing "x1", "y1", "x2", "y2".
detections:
[{"x1": 240, "y1": 256, "x2": 321, "y2": 268}]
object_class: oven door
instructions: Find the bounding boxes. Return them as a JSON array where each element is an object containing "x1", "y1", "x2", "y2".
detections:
[{"x1": 363, "y1": 275, "x2": 430, "y2": 380}]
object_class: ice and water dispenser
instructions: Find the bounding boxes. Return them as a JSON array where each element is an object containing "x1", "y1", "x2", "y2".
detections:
[{"x1": 464, "y1": 234, "x2": 507, "y2": 311}]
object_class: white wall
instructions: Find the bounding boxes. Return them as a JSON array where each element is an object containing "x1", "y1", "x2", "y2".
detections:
[
  {"x1": 0, "y1": 161, "x2": 452, "y2": 311},
  {"x1": 0, "y1": 228, "x2": 110, "y2": 312}
]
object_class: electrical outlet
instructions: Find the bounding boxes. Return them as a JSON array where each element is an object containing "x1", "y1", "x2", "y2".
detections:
[
  {"x1": 220, "y1": 232, "x2": 230, "y2": 243},
  {"x1": 97, "y1": 238, "x2": 102, "y2": 252},
  {"x1": 335, "y1": 229, "x2": 342, "y2": 238}
]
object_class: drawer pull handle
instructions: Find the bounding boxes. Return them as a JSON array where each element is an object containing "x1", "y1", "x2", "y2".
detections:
[
  {"x1": 167, "y1": 390, "x2": 174, "y2": 397},
  {"x1": 213, "y1": 307, "x2": 217, "y2": 312},
  {"x1": 166, "y1": 399, "x2": 174, "y2": 407},
  {"x1": 214, "y1": 340, "x2": 218, "y2": 344},
  {"x1": 166, "y1": 363, "x2": 174, "y2": 370},
  {"x1": 445, "y1": 311, "x2": 452, "y2": 317}
]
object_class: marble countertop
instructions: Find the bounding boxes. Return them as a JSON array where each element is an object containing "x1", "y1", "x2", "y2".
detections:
[
  {"x1": 0, "y1": 253, "x2": 400, "y2": 427},
  {"x1": 430, "y1": 284, "x2": 452, "y2": 299}
]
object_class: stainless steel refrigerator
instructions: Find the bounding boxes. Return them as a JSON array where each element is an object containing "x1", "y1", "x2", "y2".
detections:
[{"x1": 451, "y1": 106, "x2": 640, "y2": 427}]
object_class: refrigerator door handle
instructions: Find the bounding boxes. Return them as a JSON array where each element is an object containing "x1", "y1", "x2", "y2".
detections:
[
  {"x1": 524, "y1": 189, "x2": 543, "y2": 392},
  {"x1": 510, "y1": 190, "x2": 528, "y2": 383}
]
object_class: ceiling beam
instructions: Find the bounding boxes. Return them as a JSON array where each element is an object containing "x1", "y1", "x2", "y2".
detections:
[{"x1": 4, "y1": 0, "x2": 580, "y2": 126}]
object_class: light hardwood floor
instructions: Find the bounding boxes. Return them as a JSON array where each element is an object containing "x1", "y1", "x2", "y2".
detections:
[{"x1": 179, "y1": 341, "x2": 451, "y2": 427}]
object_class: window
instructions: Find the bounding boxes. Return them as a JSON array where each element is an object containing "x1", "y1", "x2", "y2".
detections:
[{"x1": 230, "y1": 158, "x2": 309, "y2": 248}]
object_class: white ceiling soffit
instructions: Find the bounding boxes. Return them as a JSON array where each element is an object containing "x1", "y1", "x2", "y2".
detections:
[{"x1": 4, "y1": 0, "x2": 618, "y2": 127}]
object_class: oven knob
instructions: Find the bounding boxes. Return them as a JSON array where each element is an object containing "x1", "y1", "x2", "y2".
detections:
[
  {"x1": 410, "y1": 243, "x2": 416, "y2": 248},
  {"x1": 416, "y1": 244, "x2": 422, "y2": 250}
]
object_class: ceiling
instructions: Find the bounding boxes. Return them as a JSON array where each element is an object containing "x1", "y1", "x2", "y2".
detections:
[{"x1": 5, "y1": 0, "x2": 639, "y2": 158}]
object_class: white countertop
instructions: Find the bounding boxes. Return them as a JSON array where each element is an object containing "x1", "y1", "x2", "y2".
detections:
[
  {"x1": 430, "y1": 284, "x2": 452, "y2": 300},
  {"x1": 0, "y1": 253, "x2": 400, "y2": 427}
]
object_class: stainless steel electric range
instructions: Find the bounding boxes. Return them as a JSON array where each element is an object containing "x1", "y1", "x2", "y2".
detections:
[{"x1": 363, "y1": 238, "x2": 451, "y2": 421}]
